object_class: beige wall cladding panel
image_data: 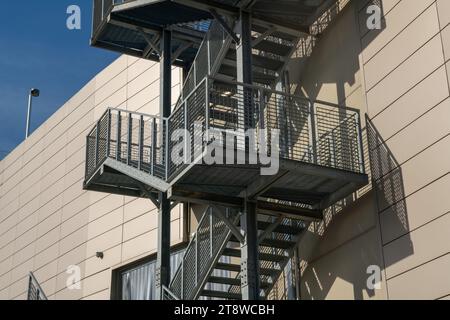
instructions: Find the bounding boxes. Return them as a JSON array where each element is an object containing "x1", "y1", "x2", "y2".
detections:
[
  {"x1": 66, "y1": 78, "x2": 96, "y2": 112},
  {"x1": 121, "y1": 230, "x2": 157, "y2": 262},
  {"x1": 62, "y1": 192, "x2": 89, "y2": 222},
  {"x1": 301, "y1": 229, "x2": 387, "y2": 300},
  {"x1": 34, "y1": 259, "x2": 58, "y2": 287},
  {"x1": 376, "y1": 135, "x2": 450, "y2": 212},
  {"x1": 94, "y1": 71, "x2": 127, "y2": 112},
  {"x1": 87, "y1": 207, "x2": 123, "y2": 240},
  {"x1": 85, "y1": 245, "x2": 121, "y2": 278},
  {"x1": 437, "y1": 0, "x2": 450, "y2": 29},
  {"x1": 17, "y1": 196, "x2": 40, "y2": 223},
  {"x1": 361, "y1": 0, "x2": 435, "y2": 62},
  {"x1": 0, "y1": 256, "x2": 13, "y2": 279},
  {"x1": 62, "y1": 180, "x2": 85, "y2": 208},
  {"x1": 95, "y1": 56, "x2": 127, "y2": 89},
  {"x1": 8, "y1": 277, "x2": 28, "y2": 300},
  {"x1": 127, "y1": 80, "x2": 160, "y2": 112},
  {"x1": 82, "y1": 288, "x2": 109, "y2": 300},
  {"x1": 14, "y1": 225, "x2": 37, "y2": 255},
  {"x1": 34, "y1": 242, "x2": 59, "y2": 270},
  {"x1": 82, "y1": 268, "x2": 112, "y2": 299},
  {"x1": 0, "y1": 210, "x2": 18, "y2": 237},
  {"x1": 379, "y1": 174, "x2": 450, "y2": 244},
  {"x1": 367, "y1": 35, "x2": 444, "y2": 117},
  {"x1": 448, "y1": 61, "x2": 450, "y2": 89},
  {"x1": 364, "y1": 5, "x2": 440, "y2": 90},
  {"x1": 379, "y1": 98, "x2": 450, "y2": 165},
  {"x1": 0, "y1": 272, "x2": 11, "y2": 291},
  {"x1": 170, "y1": 219, "x2": 182, "y2": 245},
  {"x1": 442, "y1": 25, "x2": 450, "y2": 61},
  {"x1": 15, "y1": 212, "x2": 38, "y2": 242},
  {"x1": 60, "y1": 209, "x2": 89, "y2": 239},
  {"x1": 88, "y1": 195, "x2": 124, "y2": 222},
  {"x1": 10, "y1": 257, "x2": 33, "y2": 288},
  {"x1": 65, "y1": 147, "x2": 85, "y2": 174},
  {"x1": 42, "y1": 146, "x2": 66, "y2": 178},
  {"x1": 123, "y1": 197, "x2": 157, "y2": 223},
  {"x1": 63, "y1": 163, "x2": 85, "y2": 191},
  {"x1": 40, "y1": 276, "x2": 57, "y2": 298},
  {"x1": 127, "y1": 63, "x2": 160, "y2": 98},
  {"x1": 95, "y1": 87, "x2": 127, "y2": 114},
  {"x1": 58, "y1": 225, "x2": 88, "y2": 256},
  {"x1": 371, "y1": 66, "x2": 449, "y2": 139},
  {"x1": 0, "y1": 232, "x2": 15, "y2": 257},
  {"x1": 34, "y1": 227, "x2": 60, "y2": 256},
  {"x1": 57, "y1": 244, "x2": 87, "y2": 276},
  {"x1": 384, "y1": 213, "x2": 450, "y2": 279},
  {"x1": 39, "y1": 178, "x2": 65, "y2": 209},
  {"x1": 86, "y1": 226, "x2": 122, "y2": 258},
  {"x1": 357, "y1": 0, "x2": 401, "y2": 23},
  {"x1": 55, "y1": 263, "x2": 85, "y2": 300},
  {"x1": 387, "y1": 253, "x2": 450, "y2": 299},
  {"x1": 127, "y1": 58, "x2": 157, "y2": 83},
  {"x1": 123, "y1": 211, "x2": 157, "y2": 242}
]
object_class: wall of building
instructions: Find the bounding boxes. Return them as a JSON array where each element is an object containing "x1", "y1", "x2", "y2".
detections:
[
  {"x1": 358, "y1": 0, "x2": 450, "y2": 300},
  {"x1": 0, "y1": 55, "x2": 185, "y2": 300},
  {"x1": 292, "y1": 0, "x2": 450, "y2": 300}
]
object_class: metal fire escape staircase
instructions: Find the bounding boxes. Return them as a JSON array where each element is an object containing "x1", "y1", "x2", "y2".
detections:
[{"x1": 85, "y1": 0, "x2": 368, "y2": 300}]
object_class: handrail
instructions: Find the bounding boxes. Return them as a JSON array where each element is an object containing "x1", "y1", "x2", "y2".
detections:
[{"x1": 27, "y1": 272, "x2": 48, "y2": 300}]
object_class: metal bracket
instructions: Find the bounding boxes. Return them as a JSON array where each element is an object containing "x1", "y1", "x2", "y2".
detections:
[
  {"x1": 138, "y1": 28, "x2": 162, "y2": 56},
  {"x1": 252, "y1": 26, "x2": 276, "y2": 47},
  {"x1": 257, "y1": 215, "x2": 283, "y2": 244},
  {"x1": 210, "y1": 9, "x2": 240, "y2": 44},
  {"x1": 172, "y1": 42, "x2": 193, "y2": 64},
  {"x1": 211, "y1": 205, "x2": 245, "y2": 244},
  {"x1": 138, "y1": 182, "x2": 160, "y2": 208}
]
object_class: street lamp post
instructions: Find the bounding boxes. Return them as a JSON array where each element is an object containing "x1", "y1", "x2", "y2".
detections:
[{"x1": 25, "y1": 88, "x2": 40, "y2": 139}]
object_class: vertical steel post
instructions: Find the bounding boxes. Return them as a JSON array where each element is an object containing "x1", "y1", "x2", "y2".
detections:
[
  {"x1": 356, "y1": 113, "x2": 366, "y2": 174},
  {"x1": 240, "y1": 201, "x2": 260, "y2": 300},
  {"x1": 309, "y1": 102, "x2": 318, "y2": 164},
  {"x1": 94, "y1": 121, "x2": 100, "y2": 166},
  {"x1": 151, "y1": 118, "x2": 156, "y2": 175},
  {"x1": 156, "y1": 28, "x2": 172, "y2": 301}
]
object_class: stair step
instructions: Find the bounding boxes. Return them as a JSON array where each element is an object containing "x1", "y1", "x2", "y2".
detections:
[
  {"x1": 222, "y1": 248, "x2": 287, "y2": 263},
  {"x1": 257, "y1": 221, "x2": 305, "y2": 235},
  {"x1": 218, "y1": 65, "x2": 277, "y2": 85},
  {"x1": 225, "y1": 51, "x2": 284, "y2": 72},
  {"x1": 229, "y1": 236, "x2": 296, "y2": 250},
  {"x1": 253, "y1": 39, "x2": 293, "y2": 57},
  {"x1": 214, "y1": 262, "x2": 279, "y2": 277},
  {"x1": 260, "y1": 238, "x2": 296, "y2": 249},
  {"x1": 201, "y1": 290, "x2": 242, "y2": 300},
  {"x1": 251, "y1": 24, "x2": 298, "y2": 42},
  {"x1": 207, "y1": 276, "x2": 272, "y2": 291},
  {"x1": 208, "y1": 276, "x2": 240, "y2": 286}
]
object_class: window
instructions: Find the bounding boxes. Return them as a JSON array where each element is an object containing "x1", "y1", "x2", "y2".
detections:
[{"x1": 115, "y1": 248, "x2": 185, "y2": 300}]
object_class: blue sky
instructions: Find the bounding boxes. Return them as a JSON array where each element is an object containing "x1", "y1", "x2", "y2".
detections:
[{"x1": 0, "y1": 1, "x2": 118, "y2": 159}]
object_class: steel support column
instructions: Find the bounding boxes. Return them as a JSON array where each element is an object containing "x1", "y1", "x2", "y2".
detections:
[
  {"x1": 240, "y1": 201, "x2": 260, "y2": 300},
  {"x1": 155, "y1": 28, "x2": 172, "y2": 300}
]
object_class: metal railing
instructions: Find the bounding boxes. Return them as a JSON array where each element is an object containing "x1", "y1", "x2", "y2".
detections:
[
  {"x1": 27, "y1": 272, "x2": 47, "y2": 300},
  {"x1": 85, "y1": 108, "x2": 167, "y2": 182},
  {"x1": 168, "y1": 206, "x2": 240, "y2": 300},
  {"x1": 85, "y1": 76, "x2": 365, "y2": 185}
]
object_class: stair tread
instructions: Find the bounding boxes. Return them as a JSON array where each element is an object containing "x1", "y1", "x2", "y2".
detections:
[
  {"x1": 251, "y1": 24, "x2": 298, "y2": 42},
  {"x1": 215, "y1": 262, "x2": 279, "y2": 277},
  {"x1": 253, "y1": 39, "x2": 293, "y2": 57},
  {"x1": 207, "y1": 276, "x2": 272, "y2": 290},
  {"x1": 229, "y1": 236, "x2": 296, "y2": 249},
  {"x1": 225, "y1": 52, "x2": 284, "y2": 71},
  {"x1": 201, "y1": 290, "x2": 242, "y2": 300},
  {"x1": 222, "y1": 248, "x2": 287, "y2": 263},
  {"x1": 257, "y1": 221, "x2": 305, "y2": 235},
  {"x1": 219, "y1": 65, "x2": 277, "y2": 83}
]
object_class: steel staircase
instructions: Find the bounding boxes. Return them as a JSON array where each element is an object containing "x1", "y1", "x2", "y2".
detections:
[
  {"x1": 168, "y1": 205, "x2": 307, "y2": 300},
  {"x1": 85, "y1": 0, "x2": 368, "y2": 301}
]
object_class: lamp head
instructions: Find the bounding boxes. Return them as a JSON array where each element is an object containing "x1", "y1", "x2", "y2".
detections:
[{"x1": 30, "y1": 88, "x2": 40, "y2": 97}]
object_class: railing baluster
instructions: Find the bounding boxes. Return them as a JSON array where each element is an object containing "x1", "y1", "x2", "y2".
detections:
[
  {"x1": 106, "y1": 109, "x2": 112, "y2": 158},
  {"x1": 151, "y1": 118, "x2": 156, "y2": 175},
  {"x1": 138, "y1": 115, "x2": 144, "y2": 171},
  {"x1": 309, "y1": 101, "x2": 318, "y2": 164},
  {"x1": 209, "y1": 208, "x2": 213, "y2": 258},
  {"x1": 116, "y1": 111, "x2": 121, "y2": 161},
  {"x1": 181, "y1": 262, "x2": 184, "y2": 300},
  {"x1": 195, "y1": 235, "x2": 198, "y2": 286},
  {"x1": 127, "y1": 114, "x2": 132, "y2": 166},
  {"x1": 95, "y1": 121, "x2": 100, "y2": 166},
  {"x1": 356, "y1": 113, "x2": 365, "y2": 174}
]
